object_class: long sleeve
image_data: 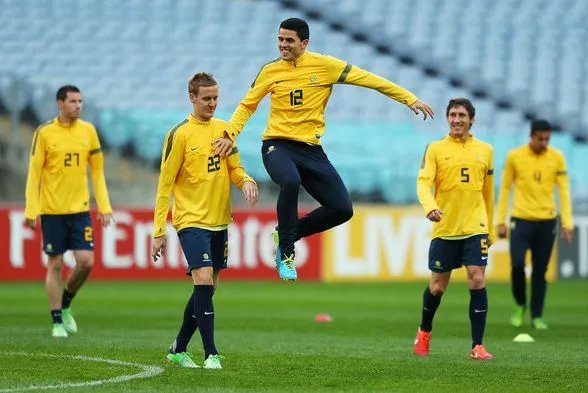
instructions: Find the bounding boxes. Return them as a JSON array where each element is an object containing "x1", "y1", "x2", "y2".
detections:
[
  {"x1": 326, "y1": 56, "x2": 418, "y2": 106},
  {"x1": 483, "y1": 149, "x2": 496, "y2": 245},
  {"x1": 496, "y1": 151, "x2": 515, "y2": 225},
  {"x1": 88, "y1": 127, "x2": 112, "y2": 214},
  {"x1": 416, "y1": 144, "x2": 439, "y2": 216},
  {"x1": 24, "y1": 129, "x2": 46, "y2": 219},
  {"x1": 556, "y1": 152, "x2": 573, "y2": 229},
  {"x1": 226, "y1": 66, "x2": 272, "y2": 141},
  {"x1": 226, "y1": 147, "x2": 255, "y2": 188},
  {"x1": 153, "y1": 130, "x2": 185, "y2": 237}
]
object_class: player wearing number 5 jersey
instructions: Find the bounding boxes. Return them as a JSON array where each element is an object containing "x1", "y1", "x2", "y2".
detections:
[
  {"x1": 223, "y1": 17, "x2": 434, "y2": 281},
  {"x1": 24, "y1": 85, "x2": 113, "y2": 338},
  {"x1": 414, "y1": 98, "x2": 495, "y2": 360}
]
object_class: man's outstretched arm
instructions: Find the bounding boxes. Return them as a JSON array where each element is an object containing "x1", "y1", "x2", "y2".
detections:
[{"x1": 327, "y1": 56, "x2": 434, "y2": 120}]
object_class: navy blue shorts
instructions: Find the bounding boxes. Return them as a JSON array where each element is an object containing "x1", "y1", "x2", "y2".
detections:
[
  {"x1": 178, "y1": 227, "x2": 228, "y2": 275},
  {"x1": 428, "y1": 234, "x2": 489, "y2": 273},
  {"x1": 40, "y1": 212, "x2": 94, "y2": 256}
]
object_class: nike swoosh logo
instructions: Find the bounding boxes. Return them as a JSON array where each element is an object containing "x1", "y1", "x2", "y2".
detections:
[
  {"x1": 481, "y1": 257, "x2": 488, "y2": 260},
  {"x1": 204, "y1": 311, "x2": 214, "y2": 315},
  {"x1": 474, "y1": 309, "x2": 487, "y2": 313},
  {"x1": 191, "y1": 147, "x2": 199, "y2": 151}
]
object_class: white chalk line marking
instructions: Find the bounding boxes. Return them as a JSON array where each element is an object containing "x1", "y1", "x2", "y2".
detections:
[{"x1": 0, "y1": 352, "x2": 164, "y2": 392}]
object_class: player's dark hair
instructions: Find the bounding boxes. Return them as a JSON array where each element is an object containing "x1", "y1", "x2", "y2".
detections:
[
  {"x1": 446, "y1": 97, "x2": 476, "y2": 119},
  {"x1": 188, "y1": 72, "x2": 217, "y2": 96},
  {"x1": 279, "y1": 18, "x2": 310, "y2": 41},
  {"x1": 56, "y1": 85, "x2": 80, "y2": 101},
  {"x1": 530, "y1": 119, "x2": 552, "y2": 135}
]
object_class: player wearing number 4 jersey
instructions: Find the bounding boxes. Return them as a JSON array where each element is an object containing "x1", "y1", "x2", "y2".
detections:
[
  {"x1": 497, "y1": 119, "x2": 573, "y2": 330},
  {"x1": 213, "y1": 17, "x2": 434, "y2": 281},
  {"x1": 24, "y1": 85, "x2": 113, "y2": 338},
  {"x1": 414, "y1": 98, "x2": 495, "y2": 360}
]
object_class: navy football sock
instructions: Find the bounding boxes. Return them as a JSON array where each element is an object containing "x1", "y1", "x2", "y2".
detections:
[
  {"x1": 420, "y1": 286, "x2": 442, "y2": 332},
  {"x1": 171, "y1": 292, "x2": 198, "y2": 354},
  {"x1": 51, "y1": 309, "x2": 63, "y2": 324},
  {"x1": 469, "y1": 287, "x2": 488, "y2": 347},
  {"x1": 193, "y1": 285, "x2": 218, "y2": 359},
  {"x1": 61, "y1": 289, "x2": 76, "y2": 309}
]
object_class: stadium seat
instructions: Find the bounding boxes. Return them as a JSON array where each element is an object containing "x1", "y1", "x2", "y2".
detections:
[{"x1": 1, "y1": 0, "x2": 588, "y2": 203}]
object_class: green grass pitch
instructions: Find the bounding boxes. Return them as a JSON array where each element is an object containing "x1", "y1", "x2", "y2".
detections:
[{"x1": 0, "y1": 281, "x2": 586, "y2": 392}]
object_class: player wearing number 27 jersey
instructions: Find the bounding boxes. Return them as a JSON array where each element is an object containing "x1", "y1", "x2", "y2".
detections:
[{"x1": 24, "y1": 85, "x2": 112, "y2": 338}]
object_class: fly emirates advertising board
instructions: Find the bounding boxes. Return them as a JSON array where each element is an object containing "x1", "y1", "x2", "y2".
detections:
[{"x1": 0, "y1": 205, "x2": 556, "y2": 282}]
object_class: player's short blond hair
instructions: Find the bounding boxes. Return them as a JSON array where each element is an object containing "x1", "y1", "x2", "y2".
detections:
[{"x1": 188, "y1": 72, "x2": 217, "y2": 97}]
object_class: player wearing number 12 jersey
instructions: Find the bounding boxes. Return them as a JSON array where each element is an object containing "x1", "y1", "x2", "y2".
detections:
[
  {"x1": 24, "y1": 85, "x2": 113, "y2": 338},
  {"x1": 414, "y1": 98, "x2": 495, "y2": 360},
  {"x1": 223, "y1": 17, "x2": 435, "y2": 281}
]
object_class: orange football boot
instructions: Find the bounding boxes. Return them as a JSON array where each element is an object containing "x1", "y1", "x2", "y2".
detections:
[
  {"x1": 470, "y1": 344, "x2": 493, "y2": 360},
  {"x1": 414, "y1": 328, "x2": 431, "y2": 356}
]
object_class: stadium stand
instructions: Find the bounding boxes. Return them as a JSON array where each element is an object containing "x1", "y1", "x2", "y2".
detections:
[{"x1": 0, "y1": 0, "x2": 587, "y2": 205}]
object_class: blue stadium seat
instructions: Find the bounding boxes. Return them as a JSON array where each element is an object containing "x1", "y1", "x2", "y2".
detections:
[{"x1": 1, "y1": 0, "x2": 588, "y2": 202}]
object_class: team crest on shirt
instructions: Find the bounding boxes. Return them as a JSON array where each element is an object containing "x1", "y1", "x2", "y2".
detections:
[{"x1": 309, "y1": 74, "x2": 319, "y2": 84}]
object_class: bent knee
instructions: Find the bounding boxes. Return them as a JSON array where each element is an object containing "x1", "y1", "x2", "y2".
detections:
[
  {"x1": 82, "y1": 259, "x2": 95, "y2": 270},
  {"x1": 47, "y1": 256, "x2": 64, "y2": 270},
  {"x1": 429, "y1": 283, "x2": 446, "y2": 296},
  {"x1": 77, "y1": 258, "x2": 94, "y2": 270},
  {"x1": 333, "y1": 204, "x2": 353, "y2": 223},
  {"x1": 192, "y1": 266, "x2": 214, "y2": 285},
  {"x1": 467, "y1": 271, "x2": 486, "y2": 288},
  {"x1": 340, "y1": 205, "x2": 354, "y2": 222}
]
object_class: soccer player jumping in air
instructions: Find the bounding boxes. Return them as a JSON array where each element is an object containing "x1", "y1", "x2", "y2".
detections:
[{"x1": 213, "y1": 17, "x2": 434, "y2": 281}]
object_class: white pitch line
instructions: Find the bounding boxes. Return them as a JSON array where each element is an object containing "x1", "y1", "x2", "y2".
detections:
[{"x1": 0, "y1": 352, "x2": 164, "y2": 392}]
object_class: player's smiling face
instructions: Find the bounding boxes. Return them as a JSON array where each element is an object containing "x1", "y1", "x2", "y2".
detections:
[
  {"x1": 190, "y1": 85, "x2": 218, "y2": 122},
  {"x1": 278, "y1": 28, "x2": 308, "y2": 61},
  {"x1": 447, "y1": 105, "x2": 473, "y2": 139}
]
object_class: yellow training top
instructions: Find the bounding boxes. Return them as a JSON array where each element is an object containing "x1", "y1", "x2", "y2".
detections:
[
  {"x1": 227, "y1": 50, "x2": 418, "y2": 144},
  {"x1": 497, "y1": 145, "x2": 573, "y2": 229},
  {"x1": 153, "y1": 115, "x2": 255, "y2": 237},
  {"x1": 417, "y1": 134, "x2": 495, "y2": 244},
  {"x1": 24, "y1": 117, "x2": 112, "y2": 218}
]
